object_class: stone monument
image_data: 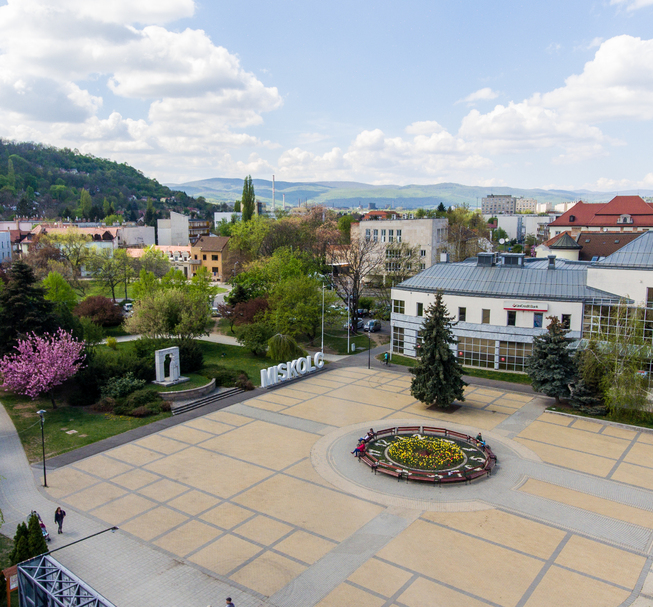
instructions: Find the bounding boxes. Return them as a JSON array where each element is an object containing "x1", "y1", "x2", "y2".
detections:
[{"x1": 153, "y1": 346, "x2": 189, "y2": 387}]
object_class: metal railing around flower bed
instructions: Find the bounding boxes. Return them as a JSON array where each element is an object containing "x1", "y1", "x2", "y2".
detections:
[{"x1": 358, "y1": 426, "x2": 497, "y2": 484}]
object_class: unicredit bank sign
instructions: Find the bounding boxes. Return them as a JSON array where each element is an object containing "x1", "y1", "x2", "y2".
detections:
[{"x1": 260, "y1": 352, "x2": 325, "y2": 388}]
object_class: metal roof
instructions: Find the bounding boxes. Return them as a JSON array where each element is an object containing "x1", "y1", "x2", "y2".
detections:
[
  {"x1": 396, "y1": 257, "x2": 621, "y2": 302},
  {"x1": 593, "y1": 230, "x2": 653, "y2": 268}
]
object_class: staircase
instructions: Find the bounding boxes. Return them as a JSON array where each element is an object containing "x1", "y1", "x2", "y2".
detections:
[{"x1": 171, "y1": 387, "x2": 244, "y2": 416}]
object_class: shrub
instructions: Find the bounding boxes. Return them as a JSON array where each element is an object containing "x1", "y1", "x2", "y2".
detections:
[
  {"x1": 106, "y1": 336, "x2": 118, "y2": 350},
  {"x1": 74, "y1": 296, "x2": 123, "y2": 327},
  {"x1": 129, "y1": 406, "x2": 154, "y2": 417},
  {"x1": 92, "y1": 396, "x2": 117, "y2": 413},
  {"x1": 203, "y1": 364, "x2": 248, "y2": 387},
  {"x1": 237, "y1": 321, "x2": 274, "y2": 356},
  {"x1": 123, "y1": 388, "x2": 161, "y2": 409},
  {"x1": 236, "y1": 373, "x2": 255, "y2": 391},
  {"x1": 100, "y1": 372, "x2": 146, "y2": 399}
]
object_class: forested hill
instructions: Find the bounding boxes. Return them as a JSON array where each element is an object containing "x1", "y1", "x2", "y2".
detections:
[{"x1": 0, "y1": 140, "x2": 212, "y2": 222}]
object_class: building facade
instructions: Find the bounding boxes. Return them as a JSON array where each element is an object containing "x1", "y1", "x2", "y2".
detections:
[
  {"x1": 515, "y1": 197, "x2": 538, "y2": 213},
  {"x1": 548, "y1": 196, "x2": 653, "y2": 237},
  {"x1": 190, "y1": 236, "x2": 231, "y2": 281},
  {"x1": 157, "y1": 211, "x2": 190, "y2": 246},
  {"x1": 0, "y1": 230, "x2": 11, "y2": 263},
  {"x1": 389, "y1": 232, "x2": 653, "y2": 372},
  {"x1": 482, "y1": 194, "x2": 516, "y2": 215},
  {"x1": 351, "y1": 216, "x2": 448, "y2": 271}
]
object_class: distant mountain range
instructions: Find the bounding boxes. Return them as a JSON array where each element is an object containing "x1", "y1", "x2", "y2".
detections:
[{"x1": 166, "y1": 177, "x2": 653, "y2": 210}]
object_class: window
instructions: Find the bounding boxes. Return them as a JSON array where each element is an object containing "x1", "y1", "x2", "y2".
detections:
[
  {"x1": 212, "y1": 267, "x2": 219, "y2": 273},
  {"x1": 456, "y1": 337, "x2": 494, "y2": 369},
  {"x1": 373, "y1": 229, "x2": 378, "y2": 242},
  {"x1": 202, "y1": 254, "x2": 206, "y2": 260},
  {"x1": 211, "y1": 254, "x2": 218, "y2": 260},
  {"x1": 533, "y1": 312, "x2": 543, "y2": 328},
  {"x1": 392, "y1": 326, "x2": 405, "y2": 354},
  {"x1": 498, "y1": 341, "x2": 532, "y2": 372},
  {"x1": 417, "y1": 303, "x2": 423, "y2": 317},
  {"x1": 420, "y1": 250, "x2": 426, "y2": 257},
  {"x1": 561, "y1": 314, "x2": 571, "y2": 329},
  {"x1": 647, "y1": 288, "x2": 653, "y2": 307},
  {"x1": 396, "y1": 229, "x2": 402, "y2": 243},
  {"x1": 388, "y1": 229, "x2": 394, "y2": 243},
  {"x1": 392, "y1": 299, "x2": 405, "y2": 314},
  {"x1": 194, "y1": 254, "x2": 198, "y2": 260},
  {"x1": 365, "y1": 229, "x2": 371, "y2": 241},
  {"x1": 458, "y1": 307, "x2": 466, "y2": 321},
  {"x1": 482, "y1": 309, "x2": 490, "y2": 324},
  {"x1": 381, "y1": 229, "x2": 386, "y2": 242},
  {"x1": 507, "y1": 311, "x2": 516, "y2": 326},
  {"x1": 419, "y1": 263, "x2": 426, "y2": 270}
]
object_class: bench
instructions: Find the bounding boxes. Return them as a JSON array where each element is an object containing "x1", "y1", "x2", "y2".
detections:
[
  {"x1": 405, "y1": 472, "x2": 438, "y2": 484},
  {"x1": 376, "y1": 462, "x2": 403, "y2": 481},
  {"x1": 397, "y1": 426, "x2": 421, "y2": 434}
]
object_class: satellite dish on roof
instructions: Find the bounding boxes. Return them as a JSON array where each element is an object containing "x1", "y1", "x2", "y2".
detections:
[{"x1": 499, "y1": 238, "x2": 506, "y2": 244}]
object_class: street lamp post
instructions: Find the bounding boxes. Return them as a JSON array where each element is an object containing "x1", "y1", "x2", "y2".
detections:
[
  {"x1": 368, "y1": 328, "x2": 371, "y2": 369},
  {"x1": 321, "y1": 281, "x2": 325, "y2": 354},
  {"x1": 37, "y1": 410, "x2": 47, "y2": 487}
]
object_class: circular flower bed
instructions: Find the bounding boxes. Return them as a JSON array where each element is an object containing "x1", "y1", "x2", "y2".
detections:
[{"x1": 386, "y1": 436, "x2": 465, "y2": 470}]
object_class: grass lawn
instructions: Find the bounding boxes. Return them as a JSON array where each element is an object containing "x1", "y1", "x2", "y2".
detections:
[
  {"x1": 196, "y1": 340, "x2": 270, "y2": 386},
  {"x1": 375, "y1": 354, "x2": 532, "y2": 386},
  {"x1": 104, "y1": 324, "x2": 131, "y2": 338},
  {"x1": 82, "y1": 279, "x2": 135, "y2": 301},
  {"x1": 150, "y1": 373, "x2": 212, "y2": 392},
  {"x1": 0, "y1": 391, "x2": 171, "y2": 463}
]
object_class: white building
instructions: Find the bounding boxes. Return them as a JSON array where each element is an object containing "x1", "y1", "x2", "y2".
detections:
[
  {"x1": 390, "y1": 233, "x2": 653, "y2": 372},
  {"x1": 351, "y1": 216, "x2": 448, "y2": 271},
  {"x1": 157, "y1": 211, "x2": 190, "y2": 246},
  {"x1": 214, "y1": 212, "x2": 242, "y2": 227},
  {"x1": 0, "y1": 231, "x2": 11, "y2": 263},
  {"x1": 482, "y1": 195, "x2": 516, "y2": 215},
  {"x1": 515, "y1": 197, "x2": 537, "y2": 213},
  {"x1": 496, "y1": 215, "x2": 556, "y2": 241},
  {"x1": 119, "y1": 225, "x2": 155, "y2": 246}
]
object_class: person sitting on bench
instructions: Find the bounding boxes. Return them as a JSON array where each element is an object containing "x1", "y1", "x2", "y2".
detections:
[{"x1": 351, "y1": 440, "x2": 366, "y2": 457}]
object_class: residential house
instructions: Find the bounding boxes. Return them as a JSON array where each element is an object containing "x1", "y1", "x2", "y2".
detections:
[{"x1": 190, "y1": 236, "x2": 230, "y2": 281}]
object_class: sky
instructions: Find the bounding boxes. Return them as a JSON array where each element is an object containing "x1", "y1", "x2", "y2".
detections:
[{"x1": 1, "y1": 0, "x2": 653, "y2": 190}]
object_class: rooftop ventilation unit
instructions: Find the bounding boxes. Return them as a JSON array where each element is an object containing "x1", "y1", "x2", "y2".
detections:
[
  {"x1": 477, "y1": 252, "x2": 497, "y2": 267},
  {"x1": 502, "y1": 253, "x2": 525, "y2": 267}
]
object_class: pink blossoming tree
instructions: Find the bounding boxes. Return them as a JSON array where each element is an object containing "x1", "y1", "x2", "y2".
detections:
[{"x1": 0, "y1": 329, "x2": 85, "y2": 409}]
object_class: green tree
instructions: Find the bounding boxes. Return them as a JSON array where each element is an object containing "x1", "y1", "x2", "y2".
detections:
[
  {"x1": 410, "y1": 292, "x2": 466, "y2": 408},
  {"x1": 144, "y1": 198, "x2": 158, "y2": 226},
  {"x1": 9, "y1": 522, "x2": 29, "y2": 565},
  {"x1": 86, "y1": 249, "x2": 122, "y2": 302},
  {"x1": 229, "y1": 215, "x2": 271, "y2": 260},
  {"x1": 113, "y1": 248, "x2": 135, "y2": 299},
  {"x1": 43, "y1": 270, "x2": 78, "y2": 310},
  {"x1": 16, "y1": 196, "x2": 33, "y2": 217},
  {"x1": 138, "y1": 246, "x2": 171, "y2": 278},
  {"x1": 268, "y1": 275, "x2": 337, "y2": 345},
  {"x1": 0, "y1": 260, "x2": 58, "y2": 356},
  {"x1": 79, "y1": 188, "x2": 93, "y2": 218},
  {"x1": 7, "y1": 158, "x2": 15, "y2": 189},
  {"x1": 234, "y1": 200, "x2": 241, "y2": 213},
  {"x1": 525, "y1": 316, "x2": 576, "y2": 403},
  {"x1": 46, "y1": 229, "x2": 92, "y2": 287},
  {"x1": 437, "y1": 202, "x2": 446, "y2": 213},
  {"x1": 267, "y1": 333, "x2": 306, "y2": 362},
  {"x1": 493, "y1": 227, "x2": 509, "y2": 242},
  {"x1": 237, "y1": 321, "x2": 274, "y2": 356},
  {"x1": 241, "y1": 175, "x2": 255, "y2": 222},
  {"x1": 126, "y1": 289, "x2": 212, "y2": 339},
  {"x1": 337, "y1": 215, "x2": 354, "y2": 244},
  {"x1": 27, "y1": 513, "x2": 48, "y2": 557}
]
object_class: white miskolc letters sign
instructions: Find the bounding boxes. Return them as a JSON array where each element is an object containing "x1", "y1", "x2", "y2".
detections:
[{"x1": 260, "y1": 352, "x2": 325, "y2": 388}]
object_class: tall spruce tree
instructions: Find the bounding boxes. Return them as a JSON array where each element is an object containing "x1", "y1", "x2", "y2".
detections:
[
  {"x1": 9, "y1": 522, "x2": 30, "y2": 565},
  {"x1": 241, "y1": 175, "x2": 255, "y2": 222},
  {"x1": 410, "y1": 292, "x2": 466, "y2": 408},
  {"x1": 27, "y1": 513, "x2": 48, "y2": 557},
  {"x1": 0, "y1": 260, "x2": 58, "y2": 356},
  {"x1": 525, "y1": 316, "x2": 575, "y2": 403}
]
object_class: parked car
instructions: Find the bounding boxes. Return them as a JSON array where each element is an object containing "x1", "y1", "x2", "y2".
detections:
[
  {"x1": 364, "y1": 319, "x2": 382, "y2": 332},
  {"x1": 211, "y1": 307, "x2": 221, "y2": 317},
  {"x1": 357, "y1": 308, "x2": 369, "y2": 317},
  {"x1": 343, "y1": 319, "x2": 365, "y2": 331}
]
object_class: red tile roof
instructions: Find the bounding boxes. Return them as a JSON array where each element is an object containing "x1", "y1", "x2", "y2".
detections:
[{"x1": 549, "y1": 196, "x2": 653, "y2": 228}]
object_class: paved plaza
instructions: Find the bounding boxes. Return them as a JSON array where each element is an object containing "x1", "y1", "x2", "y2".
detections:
[{"x1": 6, "y1": 365, "x2": 653, "y2": 606}]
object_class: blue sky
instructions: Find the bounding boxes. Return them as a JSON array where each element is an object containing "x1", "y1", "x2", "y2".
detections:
[{"x1": 1, "y1": 0, "x2": 653, "y2": 190}]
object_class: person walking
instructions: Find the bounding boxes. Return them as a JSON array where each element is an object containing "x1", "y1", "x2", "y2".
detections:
[
  {"x1": 226, "y1": 598, "x2": 235, "y2": 606},
  {"x1": 54, "y1": 507, "x2": 66, "y2": 534}
]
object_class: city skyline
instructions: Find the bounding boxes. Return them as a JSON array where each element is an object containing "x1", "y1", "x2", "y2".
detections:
[{"x1": 1, "y1": 0, "x2": 653, "y2": 190}]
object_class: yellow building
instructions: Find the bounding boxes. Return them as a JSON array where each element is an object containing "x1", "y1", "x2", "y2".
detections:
[{"x1": 190, "y1": 235, "x2": 230, "y2": 281}]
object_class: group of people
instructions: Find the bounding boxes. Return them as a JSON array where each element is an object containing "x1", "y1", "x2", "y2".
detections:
[{"x1": 351, "y1": 428, "x2": 376, "y2": 457}]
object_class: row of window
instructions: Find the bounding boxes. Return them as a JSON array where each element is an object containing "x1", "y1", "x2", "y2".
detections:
[
  {"x1": 392, "y1": 299, "x2": 570, "y2": 329},
  {"x1": 194, "y1": 254, "x2": 221, "y2": 261},
  {"x1": 364, "y1": 228, "x2": 402, "y2": 243}
]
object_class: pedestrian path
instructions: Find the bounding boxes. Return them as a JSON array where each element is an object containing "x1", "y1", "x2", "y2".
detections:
[{"x1": 5, "y1": 364, "x2": 653, "y2": 606}]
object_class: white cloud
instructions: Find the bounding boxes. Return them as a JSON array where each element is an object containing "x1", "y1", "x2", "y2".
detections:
[
  {"x1": 611, "y1": 0, "x2": 653, "y2": 11},
  {"x1": 584, "y1": 173, "x2": 653, "y2": 191},
  {"x1": 0, "y1": 0, "x2": 281, "y2": 179},
  {"x1": 455, "y1": 88, "x2": 499, "y2": 106}
]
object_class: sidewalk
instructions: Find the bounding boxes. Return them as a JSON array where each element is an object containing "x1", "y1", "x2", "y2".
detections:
[{"x1": 0, "y1": 403, "x2": 268, "y2": 607}]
